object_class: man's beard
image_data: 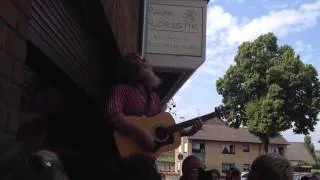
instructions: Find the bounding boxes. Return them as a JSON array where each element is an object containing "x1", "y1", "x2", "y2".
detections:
[{"x1": 139, "y1": 66, "x2": 162, "y2": 89}]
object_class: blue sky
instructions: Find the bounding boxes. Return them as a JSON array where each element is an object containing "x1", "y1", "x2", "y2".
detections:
[{"x1": 172, "y1": 0, "x2": 320, "y2": 149}]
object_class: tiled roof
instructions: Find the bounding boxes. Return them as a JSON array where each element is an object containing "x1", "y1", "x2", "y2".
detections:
[
  {"x1": 188, "y1": 114, "x2": 288, "y2": 145},
  {"x1": 286, "y1": 142, "x2": 316, "y2": 165}
]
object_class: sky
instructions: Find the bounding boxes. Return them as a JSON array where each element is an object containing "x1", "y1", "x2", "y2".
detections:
[{"x1": 171, "y1": 0, "x2": 320, "y2": 149}]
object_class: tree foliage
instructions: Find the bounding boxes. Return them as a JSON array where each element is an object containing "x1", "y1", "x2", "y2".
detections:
[
  {"x1": 167, "y1": 99, "x2": 177, "y2": 117},
  {"x1": 216, "y1": 33, "x2": 320, "y2": 153},
  {"x1": 304, "y1": 135, "x2": 315, "y2": 158}
]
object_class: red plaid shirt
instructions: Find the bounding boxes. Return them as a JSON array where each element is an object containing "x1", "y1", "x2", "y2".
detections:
[{"x1": 105, "y1": 84, "x2": 161, "y2": 118}]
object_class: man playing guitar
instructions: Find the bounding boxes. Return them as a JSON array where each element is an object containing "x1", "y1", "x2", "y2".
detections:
[{"x1": 105, "y1": 53, "x2": 203, "y2": 155}]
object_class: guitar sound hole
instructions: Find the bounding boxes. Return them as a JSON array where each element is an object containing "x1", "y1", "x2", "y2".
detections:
[{"x1": 154, "y1": 126, "x2": 169, "y2": 142}]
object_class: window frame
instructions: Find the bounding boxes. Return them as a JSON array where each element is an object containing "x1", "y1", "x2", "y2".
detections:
[
  {"x1": 242, "y1": 144, "x2": 250, "y2": 152},
  {"x1": 221, "y1": 144, "x2": 236, "y2": 154}
]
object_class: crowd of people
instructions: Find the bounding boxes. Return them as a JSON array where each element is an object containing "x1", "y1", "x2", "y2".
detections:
[
  {"x1": 179, "y1": 154, "x2": 320, "y2": 180},
  {"x1": 1, "y1": 141, "x2": 319, "y2": 180}
]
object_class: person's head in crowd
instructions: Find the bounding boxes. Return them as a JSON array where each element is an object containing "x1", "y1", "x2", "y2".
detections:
[
  {"x1": 225, "y1": 170, "x2": 232, "y2": 180},
  {"x1": 181, "y1": 155, "x2": 203, "y2": 180},
  {"x1": 230, "y1": 167, "x2": 241, "y2": 180},
  {"x1": 0, "y1": 136, "x2": 68, "y2": 180},
  {"x1": 210, "y1": 169, "x2": 221, "y2": 180},
  {"x1": 116, "y1": 154, "x2": 162, "y2": 180},
  {"x1": 247, "y1": 154, "x2": 293, "y2": 180},
  {"x1": 300, "y1": 174, "x2": 320, "y2": 180},
  {"x1": 199, "y1": 169, "x2": 220, "y2": 180}
]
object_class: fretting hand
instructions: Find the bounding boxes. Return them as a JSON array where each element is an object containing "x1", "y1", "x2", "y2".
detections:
[{"x1": 180, "y1": 118, "x2": 203, "y2": 136}]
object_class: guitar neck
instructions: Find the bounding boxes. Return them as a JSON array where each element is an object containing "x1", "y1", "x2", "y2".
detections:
[{"x1": 168, "y1": 111, "x2": 220, "y2": 133}]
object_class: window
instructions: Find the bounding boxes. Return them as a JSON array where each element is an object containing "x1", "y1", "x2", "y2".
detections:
[
  {"x1": 192, "y1": 142, "x2": 205, "y2": 153},
  {"x1": 221, "y1": 144, "x2": 235, "y2": 154},
  {"x1": 242, "y1": 164, "x2": 250, "y2": 172},
  {"x1": 278, "y1": 147, "x2": 284, "y2": 156},
  {"x1": 243, "y1": 144, "x2": 250, "y2": 152},
  {"x1": 271, "y1": 146, "x2": 284, "y2": 156},
  {"x1": 157, "y1": 163, "x2": 164, "y2": 171},
  {"x1": 192, "y1": 142, "x2": 206, "y2": 167},
  {"x1": 183, "y1": 142, "x2": 188, "y2": 153},
  {"x1": 157, "y1": 162, "x2": 175, "y2": 172},
  {"x1": 222, "y1": 163, "x2": 235, "y2": 173}
]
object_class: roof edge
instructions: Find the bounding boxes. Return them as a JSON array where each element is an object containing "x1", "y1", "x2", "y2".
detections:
[{"x1": 188, "y1": 137, "x2": 290, "y2": 145}]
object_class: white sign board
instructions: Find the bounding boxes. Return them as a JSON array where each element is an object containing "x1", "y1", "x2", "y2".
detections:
[{"x1": 146, "y1": 4, "x2": 203, "y2": 56}]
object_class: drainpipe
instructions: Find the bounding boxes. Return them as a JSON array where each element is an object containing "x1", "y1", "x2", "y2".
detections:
[{"x1": 140, "y1": 0, "x2": 149, "y2": 57}]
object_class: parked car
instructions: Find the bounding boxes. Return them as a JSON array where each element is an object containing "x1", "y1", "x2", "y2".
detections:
[
  {"x1": 292, "y1": 172, "x2": 313, "y2": 180},
  {"x1": 241, "y1": 172, "x2": 249, "y2": 180}
]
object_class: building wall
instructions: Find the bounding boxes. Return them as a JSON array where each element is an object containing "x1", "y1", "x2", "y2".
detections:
[
  {"x1": 101, "y1": 0, "x2": 141, "y2": 55},
  {"x1": 162, "y1": 174, "x2": 180, "y2": 180},
  {"x1": 191, "y1": 140, "x2": 261, "y2": 172},
  {"x1": 175, "y1": 139, "x2": 287, "y2": 174},
  {"x1": 157, "y1": 150, "x2": 176, "y2": 173},
  {"x1": 0, "y1": 0, "x2": 32, "y2": 135}
]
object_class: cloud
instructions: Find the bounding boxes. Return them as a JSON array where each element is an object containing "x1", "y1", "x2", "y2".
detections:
[
  {"x1": 199, "y1": 0, "x2": 320, "y2": 79},
  {"x1": 227, "y1": 1, "x2": 320, "y2": 45},
  {"x1": 182, "y1": 79, "x2": 192, "y2": 90},
  {"x1": 225, "y1": 0, "x2": 245, "y2": 4},
  {"x1": 294, "y1": 41, "x2": 313, "y2": 63},
  {"x1": 169, "y1": 79, "x2": 192, "y2": 105},
  {"x1": 174, "y1": 106, "x2": 199, "y2": 122},
  {"x1": 172, "y1": 94, "x2": 181, "y2": 102},
  {"x1": 263, "y1": 3, "x2": 289, "y2": 11}
]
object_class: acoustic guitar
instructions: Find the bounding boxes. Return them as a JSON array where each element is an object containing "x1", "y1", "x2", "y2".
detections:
[{"x1": 114, "y1": 106, "x2": 225, "y2": 158}]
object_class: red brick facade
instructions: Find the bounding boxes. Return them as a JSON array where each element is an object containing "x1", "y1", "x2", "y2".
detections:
[
  {"x1": 0, "y1": 0, "x2": 32, "y2": 134},
  {"x1": 0, "y1": 0, "x2": 141, "y2": 136}
]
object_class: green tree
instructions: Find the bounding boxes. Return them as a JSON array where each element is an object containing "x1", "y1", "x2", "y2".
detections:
[
  {"x1": 304, "y1": 135, "x2": 315, "y2": 158},
  {"x1": 216, "y1": 33, "x2": 320, "y2": 153}
]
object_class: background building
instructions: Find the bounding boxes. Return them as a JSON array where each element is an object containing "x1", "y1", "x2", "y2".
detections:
[
  {"x1": 287, "y1": 142, "x2": 317, "y2": 171},
  {"x1": 156, "y1": 150, "x2": 180, "y2": 180},
  {"x1": 175, "y1": 112, "x2": 289, "y2": 175},
  {"x1": 156, "y1": 150, "x2": 176, "y2": 173}
]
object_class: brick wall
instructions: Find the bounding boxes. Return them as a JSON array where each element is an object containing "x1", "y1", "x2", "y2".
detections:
[
  {"x1": 101, "y1": 0, "x2": 141, "y2": 55},
  {"x1": 0, "y1": 0, "x2": 32, "y2": 134}
]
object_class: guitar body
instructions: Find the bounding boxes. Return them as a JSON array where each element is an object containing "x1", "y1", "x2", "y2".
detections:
[{"x1": 114, "y1": 112, "x2": 181, "y2": 158}]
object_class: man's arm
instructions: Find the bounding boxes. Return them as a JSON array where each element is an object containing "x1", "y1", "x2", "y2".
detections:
[
  {"x1": 180, "y1": 127, "x2": 197, "y2": 137},
  {"x1": 109, "y1": 113, "x2": 156, "y2": 152},
  {"x1": 110, "y1": 113, "x2": 144, "y2": 136},
  {"x1": 179, "y1": 119, "x2": 203, "y2": 137},
  {"x1": 160, "y1": 101, "x2": 202, "y2": 137},
  {"x1": 105, "y1": 86, "x2": 155, "y2": 152}
]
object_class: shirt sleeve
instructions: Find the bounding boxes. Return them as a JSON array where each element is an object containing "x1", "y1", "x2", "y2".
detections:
[
  {"x1": 105, "y1": 85, "x2": 126, "y2": 118},
  {"x1": 151, "y1": 92, "x2": 162, "y2": 114}
]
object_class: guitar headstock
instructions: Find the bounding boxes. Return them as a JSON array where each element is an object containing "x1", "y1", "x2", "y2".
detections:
[{"x1": 214, "y1": 105, "x2": 228, "y2": 120}]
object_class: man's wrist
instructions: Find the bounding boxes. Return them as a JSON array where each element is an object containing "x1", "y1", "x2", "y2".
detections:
[{"x1": 180, "y1": 129, "x2": 188, "y2": 136}]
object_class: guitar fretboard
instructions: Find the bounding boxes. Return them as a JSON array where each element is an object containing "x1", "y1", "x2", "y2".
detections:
[{"x1": 167, "y1": 109, "x2": 222, "y2": 133}]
